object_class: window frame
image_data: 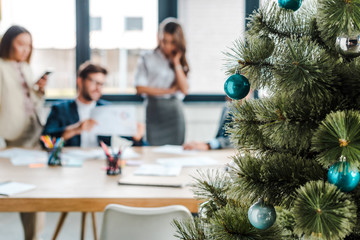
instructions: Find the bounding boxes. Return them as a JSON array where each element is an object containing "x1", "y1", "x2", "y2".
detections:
[{"x1": 58, "y1": 0, "x2": 259, "y2": 103}]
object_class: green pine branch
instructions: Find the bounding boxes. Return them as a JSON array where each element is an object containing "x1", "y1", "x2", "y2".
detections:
[
  {"x1": 173, "y1": 217, "x2": 207, "y2": 240},
  {"x1": 273, "y1": 37, "x2": 339, "y2": 102},
  {"x1": 228, "y1": 152, "x2": 326, "y2": 208},
  {"x1": 276, "y1": 207, "x2": 302, "y2": 240},
  {"x1": 209, "y1": 203, "x2": 282, "y2": 240},
  {"x1": 317, "y1": 0, "x2": 360, "y2": 49},
  {"x1": 227, "y1": 97, "x2": 344, "y2": 154},
  {"x1": 312, "y1": 110, "x2": 360, "y2": 168},
  {"x1": 191, "y1": 169, "x2": 231, "y2": 208},
  {"x1": 223, "y1": 37, "x2": 275, "y2": 91},
  {"x1": 337, "y1": 59, "x2": 360, "y2": 106},
  {"x1": 246, "y1": 1, "x2": 315, "y2": 40},
  {"x1": 293, "y1": 181, "x2": 357, "y2": 240},
  {"x1": 224, "y1": 36, "x2": 340, "y2": 104}
]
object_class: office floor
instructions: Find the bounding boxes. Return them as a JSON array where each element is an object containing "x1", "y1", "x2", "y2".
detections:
[{"x1": 0, "y1": 212, "x2": 103, "y2": 240}]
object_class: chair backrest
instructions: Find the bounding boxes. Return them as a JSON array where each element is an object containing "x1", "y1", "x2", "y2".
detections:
[{"x1": 99, "y1": 204, "x2": 192, "y2": 240}]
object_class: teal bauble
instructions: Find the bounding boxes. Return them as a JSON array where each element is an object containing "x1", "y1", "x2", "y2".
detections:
[
  {"x1": 278, "y1": 0, "x2": 302, "y2": 11},
  {"x1": 224, "y1": 73, "x2": 250, "y2": 100},
  {"x1": 248, "y1": 198, "x2": 276, "y2": 230},
  {"x1": 328, "y1": 161, "x2": 360, "y2": 192}
]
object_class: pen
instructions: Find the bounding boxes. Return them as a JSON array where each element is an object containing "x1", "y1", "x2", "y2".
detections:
[{"x1": 100, "y1": 141, "x2": 113, "y2": 162}]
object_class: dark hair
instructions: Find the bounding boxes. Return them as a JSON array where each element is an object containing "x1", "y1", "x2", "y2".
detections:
[
  {"x1": 158, "y1": 18, "x2": 189, "y2": 75},
  {"x1": 0, "y1": 25, "x2": 32, "y2": 63},
  {"x1": 77, "y1": 61, "x2": 108, "y2": 80}
]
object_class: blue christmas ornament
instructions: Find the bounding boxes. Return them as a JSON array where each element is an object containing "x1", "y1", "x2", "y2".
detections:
[
  {"x1": 328, "y1": 161, "x2": 360, "y2": 192},
  {"x1": 224, "y1": 73, "x2": 250, "y2": 100},
  {"x1": 278, "y1": 0, "x2": 302, "y2": 11},
  {"x1": 248, "y1": 198, "x2": 276, "y2": 230}
]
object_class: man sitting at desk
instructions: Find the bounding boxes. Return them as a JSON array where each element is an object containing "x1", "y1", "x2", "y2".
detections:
[{"x1": 43, "y1": 61, "x2": 145, "y2": 147}]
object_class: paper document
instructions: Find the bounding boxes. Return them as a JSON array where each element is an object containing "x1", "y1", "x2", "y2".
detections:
[
  {"x1": 152, "y1": 145, "x2": 197, "y2": 155},
  {"x1": 61, "y1": 155, "x2": 84, "y2": 167},
  {"x1": 0, "y1": 182, "x2": 36, "y2": 196},
  {"x1": 90, "y1": 105, "x2": 137, "y2": 136},
  {"x1": 134, "y1": 164, "x2": 182, "y2": 176},
  {"x1": 156, "y1": 156, "x2": 220, "y2": 167},
  {"x1": 0, "y1": 148, "x2": 47, "y2": 166},
  {"x1": 121, "y1": 148, "x2": 140, "y2": 159},
  {"x1": 125, "y1": 160, "x2": 143, "y2": 166},
  {"x1": 62, "y1": 149, "x2": 105, "y2": 160}
]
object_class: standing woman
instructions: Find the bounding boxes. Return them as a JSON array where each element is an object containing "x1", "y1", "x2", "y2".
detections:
[
  {"x1": 0, "y1": 25, "x2": 47, "y2": 240},
  {"x1": 135, "y1": 18, "x2": 189, "y2": 146}
]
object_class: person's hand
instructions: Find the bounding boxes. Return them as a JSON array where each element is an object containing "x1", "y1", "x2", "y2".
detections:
[
  {"x1": 168, "y1": 84, "x2": 178, "y2": 94},
  {"x1": 79, "y1": 119, "x2": 98, "y2": 132},
  {"x1": 171, "y1": 50, "x2": 182, "y2": 66},
  {"x1": 34, "y1": 74, "x2": 48, "y2": 94},
  {"x1": 133, "y1": 123, "x2": 145, "y2": 142},
  {"x1": 62, "y1": 119, "x2": 97, "y2": 140},
  {"x1": 183, "y1": 142, "x2": 210, "y2": 151}
]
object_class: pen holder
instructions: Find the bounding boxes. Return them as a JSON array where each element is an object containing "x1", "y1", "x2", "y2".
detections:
[
  {"x1": 47, "y1": 146, "x2": 62, "y2": 166},
  {"x1": 106, "y1": 154, "x2": 122, "y2": 175}
]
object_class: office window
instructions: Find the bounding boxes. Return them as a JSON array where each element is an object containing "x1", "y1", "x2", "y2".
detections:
[
  {"x1": 178, "y1": 0, "x2": 245, "y2": 94},
  {"x1": 91, "y1": 17, "x2": 102, "y2": 31},
  {"x1": 0, "y1": 0, "x2": 77, "y2": 98},
  {"x1": 90, "y1": 0, "x2": 158, "y2": 94},
  {"x1": 125, "y1": 17, "x2": 143, "y2": 31}
]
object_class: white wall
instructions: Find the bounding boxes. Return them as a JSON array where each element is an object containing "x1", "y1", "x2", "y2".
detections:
[{"x1": 178, "y1": 0, "x2": 246, "y2": 93}]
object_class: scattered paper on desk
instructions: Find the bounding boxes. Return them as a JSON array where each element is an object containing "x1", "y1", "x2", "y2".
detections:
[
  {"x1": 62, "y1": 149, "x2": 104, "y2": 160},
  {"x1": 152, "y1": 145, "x2": 197, "y2": 155},
  {"x1": 134, "y1": 164, "x2": 182, "y2": 176},
  {"x1": 61, "y1": 156, "x2": 84, "y2": 167},
  {"x1": 90, "y1": 105, "x2": 137, "y2": 136},
  {"x1": 0, "y1": 148, "x2": 47, "y2": 166},
  {"x1": 125, "y1": 160, "x2": 143, "y2": 166},
  {"x1": 156, "y1": 156, "x2": 220, "y2": 167},
  {"x1": 122, "y1": 148, "x2": 140, "y2": 159},
  {"x1": 0, "y1": 182, "x2": 36, "y2": 196}
]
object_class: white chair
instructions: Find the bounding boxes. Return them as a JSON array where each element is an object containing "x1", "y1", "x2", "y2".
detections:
[{"x1": 99, "y1": 204, "x2": 192, "y2": 240}]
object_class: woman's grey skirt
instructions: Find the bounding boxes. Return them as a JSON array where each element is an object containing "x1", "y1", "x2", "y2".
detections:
[{"x1": 146, "y1": 97, "x2": 185, "y2": 146}]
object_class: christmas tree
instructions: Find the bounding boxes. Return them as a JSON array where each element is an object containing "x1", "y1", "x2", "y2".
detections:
[{"x1": 174, "y1": 0, "x2": 360, "y2": 239}]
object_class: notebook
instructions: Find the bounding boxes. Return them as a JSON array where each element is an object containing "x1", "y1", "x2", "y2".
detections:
[{"x1": 118, "y1": 175, "x2": 185, "y2": 188}]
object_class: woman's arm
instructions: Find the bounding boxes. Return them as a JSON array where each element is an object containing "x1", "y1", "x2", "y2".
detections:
[
  {"x1": 136, "y1": 85, "x2": 177, "y2": 96},
  {"x1": 172, "y1": 52, "x2": 189, "y2": 95}
]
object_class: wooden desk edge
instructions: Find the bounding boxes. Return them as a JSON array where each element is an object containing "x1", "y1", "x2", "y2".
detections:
[{"x1": 0, "y1": 198, "x2": 203, "y2": 213}]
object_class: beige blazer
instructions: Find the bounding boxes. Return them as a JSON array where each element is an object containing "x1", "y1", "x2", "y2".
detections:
[{"x1": 0, "y1": 58, "x2": 44, "y2": 141}]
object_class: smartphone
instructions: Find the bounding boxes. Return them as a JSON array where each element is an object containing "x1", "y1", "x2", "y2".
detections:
[{"x1": 40, "y1": 71, "x2": 53, "y2": 79}]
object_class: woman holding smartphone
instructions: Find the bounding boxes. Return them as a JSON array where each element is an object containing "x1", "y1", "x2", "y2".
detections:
[
  {"x1": 135, "y1": 18, "x2": 189, "y2": 146},
  {"x1": 0, "y1": 25, "x2": 47, "y2": 240}
]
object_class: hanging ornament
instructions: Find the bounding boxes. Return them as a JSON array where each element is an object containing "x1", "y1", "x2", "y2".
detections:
[
  {"x1": 248, "y1": 198, "x2": 277, "y2": 230},
  {"x1": 224, "y1": 72, "x2": 250, "y2": 100},
  {"x1": 278, "y1": 0, "x2": 302, "y2": 11},
  {"x1": 335, "y1": 34, "x2": 360, "y2": 58},
  {"x1": 198, "y1": 200, "x2": 218, "y2": 220},
  {"x1": 328, "y1": 160, "x2": 360, "y2": 192}
]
